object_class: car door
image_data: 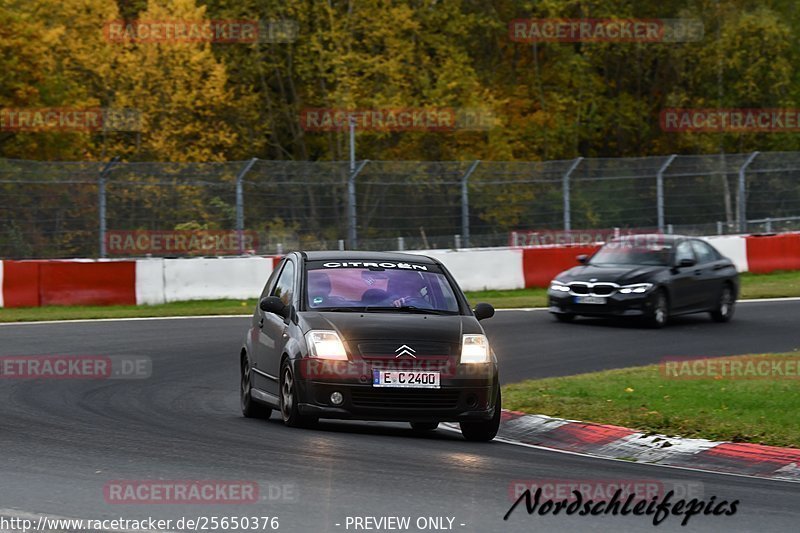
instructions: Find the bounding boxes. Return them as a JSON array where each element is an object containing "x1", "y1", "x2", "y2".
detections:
[
  {"x1": 254, "y1": 257, "x2": 296, "y2": 396},
  {"x1": 669, "y1": 239, "x2": 700, "y2": 311},
  {"x1": 690, "y1": 239, "x2": 724, "y2": 307}
]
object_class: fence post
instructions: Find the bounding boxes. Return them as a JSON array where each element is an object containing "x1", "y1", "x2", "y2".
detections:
[
  {"x1": 738, "y1": 151, "x2": 759, "y2": 233},
  {"x1": 460, "y1": 160, "x2": 480, "y2": 248},
  {"x1": 235, "y1": 158, "x2": 258, "y2": 254},
  {"x1": 656, "y1": 154, "x2": 677, "y2": 232},
  {"x1": 98, "y1": 156, "x2": 120, "y2": 258},
  {"x1": 563, "y1": 157, "x2": 583, "y2": 231},
  {"x1": 347, "y1": 160, "x2": 369, "y2": 249}
]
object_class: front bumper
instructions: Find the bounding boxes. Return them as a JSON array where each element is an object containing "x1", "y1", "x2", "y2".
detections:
[
  {"x1": 294, "y1": 359, "x2": 498, "y2": 422},
  {"x1": 548, "y1": 289, "x2": 657, "y2": 317}
]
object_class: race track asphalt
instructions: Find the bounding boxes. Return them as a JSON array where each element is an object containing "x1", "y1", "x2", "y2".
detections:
[{"x1": 1, "y1": 301, "x2": 798, "y2": 532}]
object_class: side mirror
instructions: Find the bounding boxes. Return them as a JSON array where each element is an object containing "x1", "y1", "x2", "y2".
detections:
[
  {"x1": 577, "y1": 254, "x2": 588, "y2": 264},
  {"x1": 677, "y1": 258, "x2": 696, "y2": 268},
  {"x1": 473, "y1": 302, "x2": 495, "y2": 321},
  {"x1": 259, "y1": 296, "x2": 288, "y2": 318}
]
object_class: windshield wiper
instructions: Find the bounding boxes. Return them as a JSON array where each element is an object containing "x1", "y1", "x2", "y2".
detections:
[
  {"x1": 364, "y1": 305, "x2": 453, "y2": 315},
  {"x1": 314, "y1": 306, "x2": 365, "y2": 312}
]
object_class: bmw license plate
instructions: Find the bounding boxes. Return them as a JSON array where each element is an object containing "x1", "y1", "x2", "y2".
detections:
[
  {"x1": 372, "y1": 370, "x2": 440, "y2": 388},
  {"x1": 575, "y1": 296, "x2": 607, "y2": 305}
]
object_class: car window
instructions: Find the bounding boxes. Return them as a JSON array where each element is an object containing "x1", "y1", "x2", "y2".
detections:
[
  {"x1": 304, "y1": 262, "x2": 460, "y2": 313},
  {"x1": 691, "y1": 240, "x2": 718, "y2": 264},
  {"x1": 675, "y1": 241, "x2": 695, "y2": 264},
  {"x1": 271, "y1": 260, "x2": 295, "y2": 306},
  {"x1": 260, "y1": 259, "x2": 285, "y2": 299},
  {"x1": 589, "y1": 239, "x2": 672, "y2": 266}
]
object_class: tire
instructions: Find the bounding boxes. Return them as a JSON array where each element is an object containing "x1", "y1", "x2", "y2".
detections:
[
  {"x1": 279, "y1": 359, "x2": 317, "y2": 428},
  {"x1": 554, "y1": 313, "x2": 575, "y2": 323},
  {"x1": 710, "y1": 284, "x2": 735, "y2": 323},
  {"x1": 460, "y1": 388, "x2": 501, "y2": 442},
  {"x1": 410, "y1": 422, "x2": 439, "y2": 432},
  {"x1": 241, "y1": 356, "x2": 271, "y2": 419},
  {"x1": 647, "y1": 289, "x2": 669, "y2": 329}
]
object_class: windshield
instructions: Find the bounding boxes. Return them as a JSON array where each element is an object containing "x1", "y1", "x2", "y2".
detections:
[
  {"x1": 590, "y1": 240, "x2": 673, "y2": 266},
  {"x1": 305, "y1": 262, "x2": 460, "y2": 313}
]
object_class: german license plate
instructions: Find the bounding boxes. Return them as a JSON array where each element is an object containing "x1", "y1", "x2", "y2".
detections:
[
  {"x1": 575, "y1": 296, "x2": 607, "y2": 305},
  {"x1": 372, "y1": 370, "x2": 440, "y2": 388}
]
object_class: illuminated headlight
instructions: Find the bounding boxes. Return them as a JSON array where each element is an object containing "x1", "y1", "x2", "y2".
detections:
[
  {"x1": 460, "y1": 334, "x2": 491, "y2": 364},
  {"x1": 305, "y1": 330, "x2": 348, "y2": 360},
  {"x1": 619, "y1": 283, "x2": 653, "y2": 294},
  {"x1": 549, "y1": 280, "x2": 571, "y2": 292}
]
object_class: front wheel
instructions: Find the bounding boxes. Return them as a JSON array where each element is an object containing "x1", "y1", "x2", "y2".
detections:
[
  {"x1": 554, "y1": 313, "x2": 575, "y2": 323},
  {"x1": 647, "y1": 290, "x2": 669, "y2": 329},
  {"x1": 460, "y1": 388, "x2": 501, "y2": 442},
  {"x1": 710, "y1": 285, "x2": 736, "y2": 323},
  {"x1": 280, "y1": 360, "x2": 317, "y2": 428}
]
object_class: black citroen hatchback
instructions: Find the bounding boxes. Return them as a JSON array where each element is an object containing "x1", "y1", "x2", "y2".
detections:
[{"x1": 240, "y1": 251, "x2": 501, "y2": 441}]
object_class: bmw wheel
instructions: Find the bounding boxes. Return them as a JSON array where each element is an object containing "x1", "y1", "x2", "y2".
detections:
[
  {"x1": 648, "y1": 290, "x2": 669, "y2": 329},
  {"x1": 711, "y1": 284, "x2": 735, "y2": 323}
]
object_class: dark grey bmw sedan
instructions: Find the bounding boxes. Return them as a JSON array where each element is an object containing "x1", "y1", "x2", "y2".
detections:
[{"x1": 548, "y1": 234, "x2": 739, "y2": 328}]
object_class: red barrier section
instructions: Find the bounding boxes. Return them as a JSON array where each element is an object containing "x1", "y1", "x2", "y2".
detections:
[
  {"x1": 2, "y1": 261, "x2": 41, "y2": 307},
  {"x1": 39, "y1": 261, "x2": 136, "y2": 306},
  {"x1": 745, "y1": 233, "x2": 800, "y2": 274},
  {"x1": 522, "y1": 245, "x2": 600, "y2": 288}
]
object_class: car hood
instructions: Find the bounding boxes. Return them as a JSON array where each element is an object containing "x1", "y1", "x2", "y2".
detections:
[
  {"x1": 300, "y1": 311, "x2": 480, "y2": 343},
  {"x1": 555, "y1": 264, "x2": 665, "y2": 285}
]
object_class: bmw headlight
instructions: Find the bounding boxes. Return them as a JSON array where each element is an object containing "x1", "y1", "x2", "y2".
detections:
[
  {"x1": 460, "y1": 334, "x2": 491, "y2": 364},
  {"x1": 549, "y1": 280, "x2": 571, "y2": 292},
  {"x1": 305, "y1": 330, "x2": 348, "y2": 360},
  {"x1": 619, "y1": 283, "x2": 653, "y2": 294}
]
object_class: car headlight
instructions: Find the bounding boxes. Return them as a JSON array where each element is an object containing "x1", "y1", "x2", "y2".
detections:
[
  {"x1": 305, "y1": 330, "x2": 348, "y2": 360},
  {"x1": 549, "y1": 280, "x2": 571, "y2": 292},
  {"x1": 460, "y1": 334, "x2": 491, "y2": 364},
  {"x1": 619, "y1": 283, "x2": 653, "y2": 294}
]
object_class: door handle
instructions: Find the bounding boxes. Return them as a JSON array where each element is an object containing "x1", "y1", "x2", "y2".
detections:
[{"x1": 694, "y1": 269, "x2": 702, "y2": 275}]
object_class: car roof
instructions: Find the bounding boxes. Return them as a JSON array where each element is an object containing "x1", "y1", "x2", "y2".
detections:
[{"x1": 300, "y1": 250, "x2": 438, "y2": 264}]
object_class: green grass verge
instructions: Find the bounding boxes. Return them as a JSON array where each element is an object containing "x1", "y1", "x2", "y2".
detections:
[
  {"x1": 503, "y1": 352, "x2": 800, "y2": 448},
  {"x1": 0, "y1": 270, "x2": 798, "y2": 323},
  {"x1": 0, "y1": 299, "x2": 257, "y2": 322}
]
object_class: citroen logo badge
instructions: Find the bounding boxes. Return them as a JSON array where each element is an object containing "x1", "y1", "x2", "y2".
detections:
[{"x1": 395, "y1": 344, "x2": 417, "y2": 358}]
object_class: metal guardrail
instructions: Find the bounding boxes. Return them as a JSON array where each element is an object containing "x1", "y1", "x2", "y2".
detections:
[{"x1": 1, "y1": 151, "x2": 800, "y2": 258}]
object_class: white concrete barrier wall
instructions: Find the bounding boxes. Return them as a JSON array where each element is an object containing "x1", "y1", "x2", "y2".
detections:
[
  {"x1": 133, "y1": 257, "x2": 275, "y2": 304},
  {"x1": 407, "y1": 248, "x2": 526, "y2": 291},
  {"x1": 135, "y1": 259, "x2": 166, "y2": 305},
  {"x1": 161, "y1": 257, "x2": 275, "y2": 302},
  {"x1": 703, "y1": 236, "x2": 749, "y2": 273}
]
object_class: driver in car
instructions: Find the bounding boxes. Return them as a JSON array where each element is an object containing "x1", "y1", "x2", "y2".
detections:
[{"x1": 387, "y1": 274, "x2": 432, "y2": 308}]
